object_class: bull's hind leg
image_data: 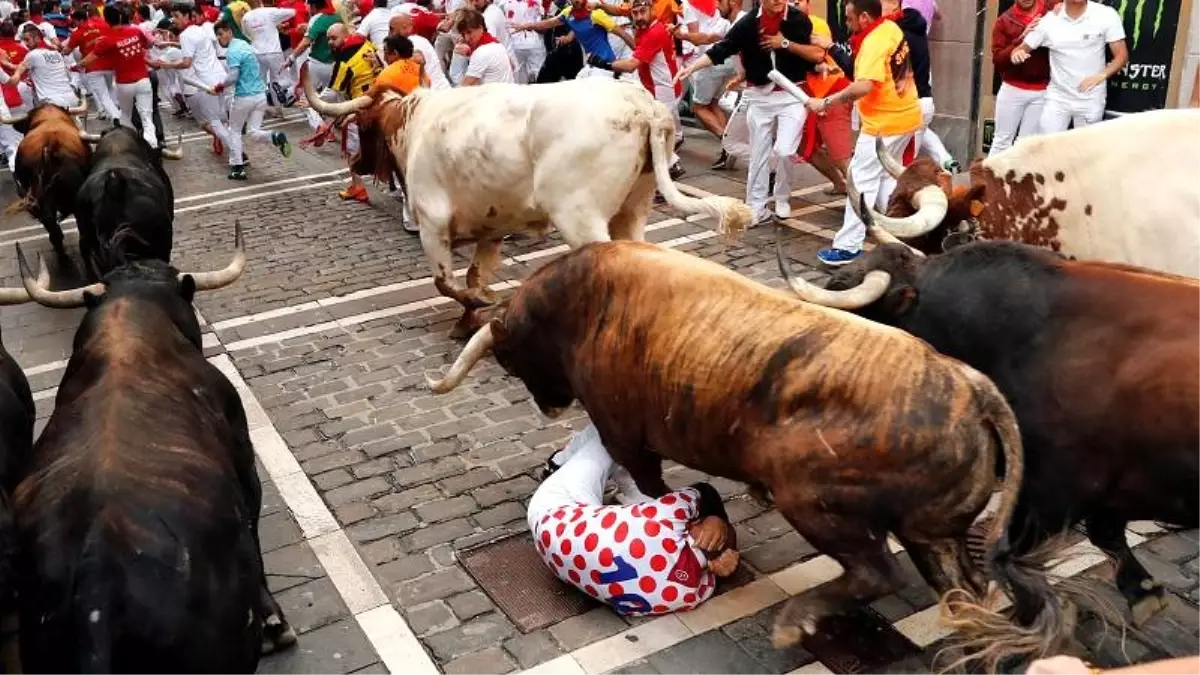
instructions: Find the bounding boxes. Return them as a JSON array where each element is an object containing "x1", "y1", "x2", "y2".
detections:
[
  {"x1": 897, "y1": 537, "x2": 987, "y2": 599},
  {"x1": 40, "y1": 208, "x2": 68, "y2": 264},
  {"x1": 608, "y1": 175, "x2": 656, "y2": 242},
  {"x1": 1087, "y1": 513, "x2": 1167, "y2": 626},
  {"x1": 772, "y1": 510, "x2": 905, "y2": 647}
]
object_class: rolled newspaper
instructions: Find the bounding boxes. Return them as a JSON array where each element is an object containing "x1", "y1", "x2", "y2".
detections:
[
  {"x1": 767, "y1": 52, "x2": 810, "y2": 104},
  {"x1": 180, "y1": 75, "x2": 217, "y2": 96}
]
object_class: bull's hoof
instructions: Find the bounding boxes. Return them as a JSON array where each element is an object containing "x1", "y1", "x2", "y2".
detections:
[
  {"x1": 748, "y1": 484, "x2": 774, "y2": 508},
  {"x1": 261, "y1": 613, "x2": 298, "y2": 655},
  {"x1": 1130, "y1": 582, "x2": 1169, "y2": 627},
  {"x1": 771, "y1": 622, "x2": 812, "y2": 649}
]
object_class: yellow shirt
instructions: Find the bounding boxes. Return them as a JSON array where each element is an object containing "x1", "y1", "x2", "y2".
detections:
[
  {"x1": 854, "y1": 20, "x2": 922, "y2": 136},
  {"x1": 331, "y1": 39, "x2": 382, "y2": 98},
  {"x1": 376, "y1": 58, "x2": 423, "y2": 95}
]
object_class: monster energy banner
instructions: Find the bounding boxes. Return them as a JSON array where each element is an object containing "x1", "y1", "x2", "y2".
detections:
[{"x1": 993, "y1": 0, "x2": 1182, "y2": 112}]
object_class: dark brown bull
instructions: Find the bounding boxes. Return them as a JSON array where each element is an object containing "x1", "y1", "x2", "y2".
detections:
[
  {"x1": 5, "y1": 101, "x2": 94, "y2": 264},
  {"x1": 424, "y1": 240, "x2": 1069, "y2": 665}
]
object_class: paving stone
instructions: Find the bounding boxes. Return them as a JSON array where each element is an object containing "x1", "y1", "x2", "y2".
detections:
[
  {"x1": 735, "y1": 511, "x2": 793, "y2": 549},
  {"x1": 378, "y1": 554, "x2": 436, "y2": 585},
  {"x1": 334, "y1": 501, "x2": 377, "y2": 526},
  {"x1": 256, "y1": 618, "x2": 379, "y2": 675},
  {"x1": 474, "y1": 501, "x2": 526, "y2": 529},
  {"x1": 324, "y1": 477, "x2": 393, "y2": 507},
  {"x1": 303, "y1": 450, "x2": 368, "y2": 476},
  {"x1": 264, "y1": 542, "x2": 326, "y2": 594},
  {"x1": 413, "y1": 440, "x2": 463, "y2": 463},
  {"x1": 352, "y1": 457, "x2": 401, "y2": 479},
  {"x1": 742, "y1": 531, "x2": 816, "y2": 574},
  {"x1": 548, "y1": 607, "x2": 628, "y2": 651},
  {"x1": 415, "y1": 496, "x2": 479, "y2": 523},
  {"x1": 430, "y1": 544, "x2": 458, "y2": 567},
  {"x1": 503, "y1": 630, "x2": 562, "y2": 669},
  {"x1": 428, "y1": 416, "x2": 490, "y2": 441},
  {"x1": 400, "y1": 518, "x2": 476, "y2": 553},
  {"x1": 440, "y1": 468, "x2": 501, "y2": 495},
  {"x1": 609, "y1": 658, "x2": 661, "y2": 674},
  {"x1": 314, "y1": 469, "x2": 356, "y2": 491},
  {"x1": 870, "y1": 594, "x2": 919, "y2": 624},
  {"x1": 447, "y1": 590, "x2": 496, "y2": 621},
  {"x1": 347, "y1": 513, "x2": 422, "y2": 543},
  {"x1": 394, "y1": 457, "x2": 468, "y2": 487},
  {"x1": 272, "y1": 578, "x2": 349, "y2": 635},
  {"x1": 473, "y1": 476, "x2": 538, "y2": 508},
  {"x1": 442, "y1": 646, "x2": 516, "y2": 675},
  {"x1": 646, "y1": 630, "x2": 762, "y2": 674},
  {"x1": 1076, "y1": 615, "x2": 1156, "y2": 668},
  {"x1": 1134, "y1": 595, "x2": 1200, "y2": 657},
  {"x1": 425, "y1": 613, "x2": 517, "y2": 662},
  {"x1": 259, "y1": 510, "x2": 304, "y2": 553},
  {"x1": 1143, "y1": 534, "x2": 1200, "y2": 564},
  {"x1": 372, "y1": 484, "x2": 442, "y2": 514},
  {"x1": 1134, "y1": 549, "x2": 1196, "y2": 593},
  {"x1": 407, "y1": 600, "x2": 460, "y2": 637},
  {"x1": 395, "y1": 567, "x2": 477, "y2": 607}
]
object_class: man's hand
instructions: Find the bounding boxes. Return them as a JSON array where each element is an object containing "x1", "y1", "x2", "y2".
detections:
[
  {"x1": 759, "y1": 32, "x2": 783, "y2": 50},
  {"x1": 688, "y1": 516, "x2": 727, "y2": 551},
  {"x1": 1078, "y1": 73, "x2": 1106, "y2": 93},
  {"x1": 1011, "y1": 45, "x2": 1031, "y2": 64},
  {"x1": 212, "y1": 82, "x2": 226, "y2": 93},
  {"x1": 709, "y1": 549, "x2": 739, "y2": 577},
  {"x1": 555, "y1": 34, "x2": 572, "y2": 45},
  {"x1": 453, "y1": 42, "x2": 469, "y2": 55},
  {"x1": 673, "y1": 64, "x2": 693, "y2": 84},
  {"x1": 810, "y1": 32, "x2": 832, "y2": 49},
  {"x1": 805, "y1": 96, "x2": 827, "y2": 113}
]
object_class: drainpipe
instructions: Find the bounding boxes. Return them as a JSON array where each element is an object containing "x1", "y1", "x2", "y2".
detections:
[{"x1": 967, "y1": 0, "x2": 987, "y2": 155}]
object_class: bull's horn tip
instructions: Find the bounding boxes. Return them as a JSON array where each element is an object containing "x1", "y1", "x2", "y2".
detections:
[{"x1": 425, "y1": 374, "x2": 446, "y2": 393}]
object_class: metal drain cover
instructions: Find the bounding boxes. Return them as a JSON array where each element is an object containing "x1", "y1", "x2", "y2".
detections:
[
  {"x1": 800, "y1": 606, "x2": 922, "y2": 674},
  {"x1": 459, "y1": 534, "x2": 599, "y2": 633}
]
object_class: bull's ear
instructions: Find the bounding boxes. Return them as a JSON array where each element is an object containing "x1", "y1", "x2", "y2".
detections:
[
  {"x1": 489, "y1": 317, "x2": 508, "y2": 343},
  {"x1": 178, "y1": 274, "x2": 196, "y2": 303},
  {"x1": 968, "y1": 200, "x2": 985, "y2": 217},
  {"x1": 889, "y1": 286, "x2": 918, "y2": 317}
]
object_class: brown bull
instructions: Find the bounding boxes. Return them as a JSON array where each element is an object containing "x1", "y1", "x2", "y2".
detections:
[{"x1": 425, "y1": 240, "x2": 1070, "y2": 665}]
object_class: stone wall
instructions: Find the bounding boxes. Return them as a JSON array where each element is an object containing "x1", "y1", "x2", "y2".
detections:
[{"x1": 926, "y1": 1, "x2": 981, "y2": 162}]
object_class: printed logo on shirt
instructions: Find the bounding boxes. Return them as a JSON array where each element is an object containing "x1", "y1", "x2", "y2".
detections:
[
  {"x1": 666, "y1": 545, "x2": 703, "y2": 588},
  {"x1": 889, "y1": 37, "x2": 911, "y2": 95}
]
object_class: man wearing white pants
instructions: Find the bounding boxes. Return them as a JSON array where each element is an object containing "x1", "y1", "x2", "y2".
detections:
[
  {"x1": 1010, "y1": 0, "x2": 1126, "y2": 134},
  {"x1": 674, "y1": 0, "x2": 823, "y2": 227},
  {"x1": 82, "y1": 8, "x2": 157, "y2": 146},
  {"x1": 807, "y1": 0, "x2": 922, "y2": 266},
  {"x1": 287, "y1": 0, "x2": 343, "y2": 130},
  {"x1": 66, "y1": 6, "x2": 121, "y2": 120},
  {"x1": 214, "y1": 19, "x2": 292, "y2": 180},
  {"x1": 7, "y1": 24, "x2": 80, "y2": 110},
  {"x1": 503, "y1": 0, "x2": 547, "y2": 83},
  {"x1": 242, "y1": 2, "x2": 298, "y2": 109},
  {"x1": 988, "y1": 0, "x2": 1049, "y2": 156},
  {"x1": 161, "y1": 4, "x2": 234, "y2": 157}
]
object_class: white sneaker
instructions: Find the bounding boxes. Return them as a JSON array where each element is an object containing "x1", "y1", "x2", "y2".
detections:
[
  {"x1": 775, "y1": 202, "x2": 792, "y2": 220},
  {"x1": 748, "y1": 210, "x2": 775, "y2": 229}
]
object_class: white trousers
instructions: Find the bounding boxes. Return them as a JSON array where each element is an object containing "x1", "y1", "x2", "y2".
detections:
[
  {"x1": 745, "y1": 88, "x2": 807, "y2": 217},
  {"x1": 533, "y1": 424, "x2": 652, "y2": 525},
  {"x1": 653, "y1": 84, "x2": 681, "y2": 166},
  {"x1": 0, "y1": 102, "x2": 24, "y2": 171},
  {"x1": 186, "y1": 90, "x2": 234, "y2": 150},
  {"x1": 510, "y1": 42, "x2": 546, "y2": 84},
  {"x1": 918, "y1": 97, "x2": 952, "y2": 166},
  {"x1": 989, "y1": 82, "x2": 1045, "y2": 157},
  {"x1": 1039, "y1": 94, "x2": 1104, "y2": 134},
  {"x1": 228, "y1": 93, "x2": 274, "y2": 166},
  {"x1": 832, "y1": 131, "x2": 921, "y2": 252},
  {"x1": 83, "y1": 70, "x2": 120, "y2": 119},
  {"x1": 116, "y1": 78, "x2": 156, "y2": 147},
  {"x1": 257, "y1": 52, "x2": 293, "y2": 101}
]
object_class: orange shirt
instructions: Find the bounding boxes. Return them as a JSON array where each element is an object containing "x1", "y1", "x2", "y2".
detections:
[
  {"x1": 804, "y1": 14, "x2": 847, "y2": 98},
  {"x1": 613, "y1": 0, "x2": 679, "y2": 27},
  {"x1": 376, "y1": 58, "x2": 423, "y2": 94},
  {"x1": 853, "y1": 20, "x2": 921, "y2": 136}
]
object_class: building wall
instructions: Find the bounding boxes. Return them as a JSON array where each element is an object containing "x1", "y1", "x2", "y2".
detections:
[{"x1": 926, "y1": 1, "x2": 980, "y2": 162}]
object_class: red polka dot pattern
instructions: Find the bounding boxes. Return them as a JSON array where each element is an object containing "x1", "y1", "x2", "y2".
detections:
[
  {"x1": 639, "y1": 577, "x2": 656, "y2": 593},
  {"x1": 629, "y1": 538, "x2": 646, "y2": 559},
  {"x1": 614, "y1": 522, "x2": 629, "y2": 543}
]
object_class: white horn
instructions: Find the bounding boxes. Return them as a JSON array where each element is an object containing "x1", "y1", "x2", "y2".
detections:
[
  {"x1": 68, "y1": 95, "x2": 88, "y2": 117},
  {"x1": 302, "y1": 63, "x2": 373, "y2": 116},
  {"x1": 875, "y1": 135, "x2": 908, "y2": 179},
  {"x1": 869, "y1": 224, "x2": 926, "y2": 258},
  {"x1": 425, "y1": 323, "x2": 496, "y2": 394},
  {"x1": 0, "y1": 111, "x2": 27, "y2": 126},
  {"x1": 867, "y1": 185, "x2": 949, "y2": 238},
  {"x1": 181, "y1": 221, "x2": 247, "y2": 290},
  {"x1": 15, "y1": 243, "x2": 104, "y2": 309},
  {"x1": 776, "y1": 236, "x2": 890, "y2": 310}
]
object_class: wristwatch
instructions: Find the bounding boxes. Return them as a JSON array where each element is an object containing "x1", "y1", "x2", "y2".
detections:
[{"x1": 780, "y1": 38, "x2": 790, "y2": 49}]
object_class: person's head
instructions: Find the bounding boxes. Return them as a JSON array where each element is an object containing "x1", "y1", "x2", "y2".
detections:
[
  {"x1": 794, "y1": 0, "x2": 807, "y2": 11},
  {"x1": 0, "y1": 20, "x2": 15, "y2": 38},
  {"x1": 1013, "y1": 0, "x2": 1036, "y2": 9},
  {"x1": 629, "y1": 0, "x2": 650, "y2": 29},
  {"x1": 136, "y1": 3, "x2": 149, "y2": 19},
  {"x1": 382, "y1": 32, "x2": 411, "y2": 62},
  {"x1": 453, "y1": 7, "x2": 485, "y2": 46},
  {"x1": 468, "y1": 0, "x2": 487, "y2": 10},
  {"x1": 213, "y1": 16, "x2": 233, "y2": 43},
  {"x1": 371, "y1": 0, "x2": 385, "y2": 8},
  {"x1": 39, "y1": 0, "x2": 52, "y2": 14},
  {"x1": 170, "y1": 3, "x2": 200, "y2": 27},
  {"x1": 18, "y1": 21, "x2": 39, "y2": 46},
  {"x1": 325, "y1": 20, "x2": 348, "y2": 48},
  {"x1": 306, "y1": 0, "x2": 327, "y2": 11},
  {"x1": 846, "y1": 0, "x2": 881, "y2": 29},
  {"x1": 760, "y1": 0, "x2": 784, "y2": 17},
  {"x1": 388, "y1": 11, "x2": 411, "y2": 36},
  {"x1": 569, "y1": 0, "x2": 585, "y2": 11},
  {"x1": 880, "y1": 0, "x2": 898, "y2": 14},
  {"x1": 70, "y1": 6, "x2": 85, "y2": 21}
]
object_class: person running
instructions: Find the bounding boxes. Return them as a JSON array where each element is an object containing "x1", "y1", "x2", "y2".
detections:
[
  {"x1": 674, "y1": 0, "x2": 739, "y2": 169},
  {"x1": 356, "y1": 0, "x2": 391, "y2": 51},
  {"x1": 64, "y1": 5, "x2": 120, "y2": 121},
  {"x1": 388, "y1": 11, "x2": 449, "y2": 88},
  {"x1": 321, "y1": 21, "x2": 380, "y2": 202},
  {"x1": 511, "y1": 0, "x2": 632, "y2": 80},
  {"x1": 884, "y1": 0, "x2": 956, "y2": 171},
  {"x1": 212, "y1": 19, "x2": 292, "y2": 180},
  {"x1": 83, "y1": 6, "x2": 157, "y2": 146},
  {"x1": 4, "y1": 22, "x2": 80, "y2": 109},
  {"x1": 789, "y1": 0, "x2": 851, "y2": 195},
  {"x1": 242, "y1": 0, "x2": 298, "y2": 110},
  {"x1": 0, "y1": 20, "x2": 24, "y2": 172},
  {"x1": 448, "y1": 7, "x2": 513, "y2": 85},
  {"x1": 500, "y1": 0, "x2": 545, "y2": 83},
  {"x1": 160, "y1": 4, "x2": 232, "y2": 156},
  {"x1": 807, "y1": 0, "x2": 923, "y2": 267},
  {"x1": 989, "y1": 0, "x2": 1051, "y2": 156},
  {"x1": 289, "y1": 0, "x2": 342, "y2": 130},
  {"x1": 529, "y1": 424, "x2": 740, "y2": 617},
  {"x1": 1010, "y1": 0, "x2": 1126, "y2": 134},
  {"x1": 152, "y1": 19, "x2": 189, "y2": 118}
]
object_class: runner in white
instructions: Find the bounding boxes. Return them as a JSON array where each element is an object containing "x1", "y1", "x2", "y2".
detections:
[
  {"x1": 387, "y1": 11, "x2": 450, "y2": 88},
  {"x1": 356, "y1": 0, "x2": 392, "y2": 51},
  {"x1": 529, "y1": 424, "x2": 740, "y2": 617},
  {"x1": 63, "y1": 5, "x2": 121, "y2": 121},
  {"x1": 1010, "y1": 0, "x2": 1127, "y2": 133},
  {"x1": 501, "y1": 0, "x2": 545, "y2": 83},
  {"x1": 161, "y1": 4, "x2": 234, "y2": 158},
  {"x1": 675, "y1": 0, "x2": 737, "y2": 169},
  {"x1": 448, "y1": 7, "x2": 514, "y2": 85},
  {"x1": 2, "y1": 23, "x2": 79, "y2": 109},
  {"x1": 242, "y1": 0, "x2": 297, "y2": 110}
]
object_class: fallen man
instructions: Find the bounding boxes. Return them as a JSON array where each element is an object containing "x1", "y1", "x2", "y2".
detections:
[{"x1": 527, "y1": 424, "x2": 741, "y2": 616}]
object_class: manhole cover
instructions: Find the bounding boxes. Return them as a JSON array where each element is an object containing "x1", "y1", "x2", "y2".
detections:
[
  {"x1": 800, "y1": 606, "x2": 922, "y2": 674},
  {"x1": 459, "y1": 534, "x2": 599, "y2": 633}
]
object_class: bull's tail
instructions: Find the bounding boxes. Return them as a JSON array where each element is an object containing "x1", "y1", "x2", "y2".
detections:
[
  {"x1": 646, "y1": 101, "x2": 752, "y2": 236},
  {"x1": 935, "y1": 366, "x2": 1072, "y2": 673}
]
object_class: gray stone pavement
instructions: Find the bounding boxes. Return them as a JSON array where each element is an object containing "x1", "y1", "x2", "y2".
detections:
[{"x1": 0, "y1": 103, "x2": 1195, "y2": 675}]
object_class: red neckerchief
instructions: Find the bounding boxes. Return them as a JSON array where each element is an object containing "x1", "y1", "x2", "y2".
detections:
[
  {"x1": 469, "y1": 30, "x2": 497, "y2": 53},
  {"x1": 849, "y1": 12, "x2": 895, "y2": 56},
  {"x1": 569, "y1": 3, "x2": 590, "y2": 20},
  {"x1": 1011, "y1": 0, "x2": 1044, "y2": 24},
  {"x1": 690, "y1": 0, "x2": 716, "y2": 19}
]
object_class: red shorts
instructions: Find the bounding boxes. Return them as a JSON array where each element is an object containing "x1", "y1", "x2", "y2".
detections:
[{"x1": 815, "y1": 99, "x2": 853, "y2": 163}]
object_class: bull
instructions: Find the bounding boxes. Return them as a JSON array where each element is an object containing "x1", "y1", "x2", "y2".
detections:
[
  {"x1": 866, "y1": 109, "x2": 1200, "y2": 278},
  {"x1": 74, "y1": 124, "x2": 184, "y2": 280},
  {"x1": 301, "y1": 68, "x2": 753, "y2": 337},
  {"x1": 4, "y1": 100, "x2": 93, "y2": 265},
  {"x1": 424, "y1": 240, "x2": 1070, "y2": 668},
  {"x1": 780, "y1": 198, "x2": 1199, "y2": 630},
  {"x1": 10, "y1": 224, "x2": 298, "y2": 672}
]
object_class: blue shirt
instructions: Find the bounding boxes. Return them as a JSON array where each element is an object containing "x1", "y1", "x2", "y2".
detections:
[
  {"x1": 557, "y1": 6, "x2": 616, "y2": 61},
  {"x1": 224, "y1": 38, "x2": 267, "y2": 97}
]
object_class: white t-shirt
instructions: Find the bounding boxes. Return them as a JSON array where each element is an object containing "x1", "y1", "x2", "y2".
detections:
[
  {"x1": 1024, "y1": 1, "x2": 1125, "y2": 104},
  {"x1": 502, "y1": 0, "x2": 544, "y2": 50},
  {"x1": 356, "y1": 7, "x2": 392, "y2": 51},
  {"x1": 242, "y1": 7, "x2": 295, "y2": 54},
  {"x1": 23, "y1": 48, "x2": 76, "y2": 107},
  {"x1": 452, "y1": 41, "x2": 514, "y2": 84},
  {"x1": 180, "y1": 23, "x2": 226, "y2": 92},
  {"x1": 411, "y1": 33, "x2": 451, "y2": 89},
  {"x1": 482, "y1": 2, "x2": 510, "y2": 48},
  {"x1": 681, "y1": 0, "x2": 728, "y2": 59},
  {"x1": 0, "y1": 1, "x2": 15, "y2": 20}
]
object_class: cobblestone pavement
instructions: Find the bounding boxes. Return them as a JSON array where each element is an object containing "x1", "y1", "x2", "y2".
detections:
[{"x1": 0, "y1": 104, "x2": 1195, "y2": 674}]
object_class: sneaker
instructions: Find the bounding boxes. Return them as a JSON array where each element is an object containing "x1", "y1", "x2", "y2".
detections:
[
  {"x1": 668, "y1": 162, "x2": 685, "y2": 181},
  {"x1": 747, "y1": 210, "x2": 775, "y2": 229},
  {"x1": 211, "y1": 135, "x2": 224, "y2": 156},
  {"x1": 540, "y1": 457, "x2": 562, "y2": 480},
  {"x1": 775, "y1": 200, "x2": 791, "y2": 220},
  {"x1": 339, "y1": 185, "x2": 370, "y2": 203},
  {"x1": 816, "y1": 247, "x2": 862, "y2": 266},
  {"x1": 227, "y1": 165, "x2": 248, "y2": 181},
  {"x1": 272, "y1": 131, "x2": 292, "y2": 158},
  {"x1": 942, "y1": 158, "x2": 963, "y2": 174},
  {"x1": 711, "y1": 149, "x2": 732, "y2": 171}
]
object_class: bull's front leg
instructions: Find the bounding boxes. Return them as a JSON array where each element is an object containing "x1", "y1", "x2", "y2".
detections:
[
  {"x1": 1087, "y1": 513, "x2": 1167, "y2": 626},
  {"x1": 40, "y1": 207, "x2": 68, "y2": 264}
]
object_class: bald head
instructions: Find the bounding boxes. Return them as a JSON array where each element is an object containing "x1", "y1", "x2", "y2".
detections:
[
  {"x1": 327, "y1": 20, "x2": 350, "y2": 48},
  {"x1": 389, "y1": 12, "x2": 412, "y2": 36}
]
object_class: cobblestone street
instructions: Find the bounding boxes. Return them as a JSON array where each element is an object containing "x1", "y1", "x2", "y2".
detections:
[{"x1": 1, "y1": 106, "x2": 1196, "y2": 674}]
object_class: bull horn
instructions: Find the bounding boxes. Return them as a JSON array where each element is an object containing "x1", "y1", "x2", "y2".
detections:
[
  {"x1": 775, "y1": 235, "x2": 890, "y2": 310},
  {"x1": 68, "y1": 96, "x2": 88, "y2": 117},
  {"x1": 180, "y1": 221, "x2": 247, "y2": 290},
  {"x1": 79, "y1": 130, "x2": 103, "y2": 142},
  {"x1": 0, "y1": 111, "x2": 27, "y2": 126},
  {"x1": 425, "y1": 323, "x2": 496, "y2": 394},
  {"x1": 844, "y1": 162, "x2": 928, "y2": 259},
  {"x1": 0, "y1": 254, "x2": 49, "y2": 305},
  {"x1": 161, "y1": 132, "x2": 184, "y2": 160},
  {"x1": 15, "y1": 243, "x2": 105, "y2": 309},
  {"x1": 875, "y1": 135, "x2": 908, "y2": 179},
  {"x1": 302, "y1": 62, "x2": 373, "y2": 116},
  {"x1": 869, "y1": 224, "x2": 926, "y2": 258},
  {"x1": 867, "y1": 185, "x2": 949, "y2": 239}
]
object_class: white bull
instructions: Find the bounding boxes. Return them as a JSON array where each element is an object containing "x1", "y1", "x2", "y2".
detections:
[{"x1": 302, "y1": 71, "x2": 753, "y2": 336}]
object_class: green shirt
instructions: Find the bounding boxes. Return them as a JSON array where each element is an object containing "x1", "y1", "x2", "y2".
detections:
[{"x1": 306, "y1": 12, "x2": 342, "y2": 64}]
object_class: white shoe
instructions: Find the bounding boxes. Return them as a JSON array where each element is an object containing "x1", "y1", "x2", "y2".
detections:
[{"x1": 775, "y1": 201, "x2": 792, "y2": 220}]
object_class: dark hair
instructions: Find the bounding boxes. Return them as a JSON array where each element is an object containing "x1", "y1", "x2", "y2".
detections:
[
  {"x1": 19, "y1": 21, "x2": 40, "y2": 35},
  {"x1": 0, "y1": 20, "x2": 14, "y2": 38},
  {"x1": 383, "y1": 33, "x2": 412, "y2": 58},
  {"x1": 213, "y1": 17, "x2": 231, "y2": 31},
  {"x1": 171, "y1": 2, "x2": 202, "y2": 17},
  {"x1": 136, "y1": 4, "x2": 150, "y2": 19},
  {"x1": 101, "y1": 4, "x2": 120, "y2": 24},
  {"x1": 70, "y1": 7, "x2": 85, "y2": 20},
  {"x1": 850, "y1": 0, "x2": 880, "y2": 18},
  {"x1": 453, "y1": 7, "x2": 484, "y2": 32},
  {"x1": 156, "y1": 17, "x2": 173, "y2": 30},
  {"x1": 306, "y1": 0, "x2": 327, "y2": 8},
  {"x1": 373, "y1": 0, "x2": 386, "y2": 7},
  {"x1": 40, "y1": 0, "x2": 54, "y2": 15}
]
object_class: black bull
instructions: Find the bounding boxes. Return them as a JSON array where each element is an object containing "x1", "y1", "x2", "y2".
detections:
[
  {"x1": 10, "y1": 227, "x2": 298, "y2": 672},
  {"x1": 75, "y1": 125, "x2": 176, "y2": 280},
  {"x1": 781, "y1": 233, "x2": 1200, "y2": 628}
]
